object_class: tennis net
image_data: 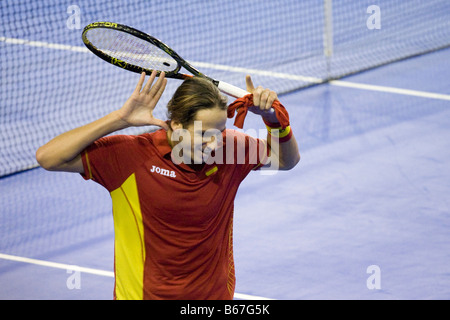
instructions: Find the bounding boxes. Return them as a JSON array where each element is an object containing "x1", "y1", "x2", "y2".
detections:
[{"x1": 1, "y1": 0, "x2": 450, "y2": 176}]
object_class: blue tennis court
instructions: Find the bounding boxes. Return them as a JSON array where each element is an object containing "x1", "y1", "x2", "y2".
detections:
[{"x1": 1, "y1": 1, "x2": 450, "y2": 300}]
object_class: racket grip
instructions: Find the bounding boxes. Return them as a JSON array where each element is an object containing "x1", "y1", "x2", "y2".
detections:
[
  {"x1": 217, "y1": 81, "x2": 275, "y2": 113},
  {"x1": 217, "y1": 81, "x2": 249, "y2": 98}
]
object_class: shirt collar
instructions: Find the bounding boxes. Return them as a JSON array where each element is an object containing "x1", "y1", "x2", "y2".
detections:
[
  {"x1": 153, "y1": 129, "x2": 173, "y2": 157},
  {"x1": 153, "y1": 129, "x2": 199, "y2": 173}
]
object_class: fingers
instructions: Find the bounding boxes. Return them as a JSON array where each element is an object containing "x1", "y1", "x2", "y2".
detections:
[
  {"x1": 135, "y1": 70, "x2": 165, "y2": 95},
  {"x1": 145, "y1": 71, "x2": 166, "y2": 96},
  {"x1": 143, "y1": 72, "x2": 155, "y2": 93},
  {"x1": 247, "y1": 75, "x2": 278, "y2": 111},
  {"x1": 134, "y1": 72, "x2": 146, "y2": 93},
  {"x1": 246, "y1": 75, "x2": 255, "y2": 93},
  {"x1": 151, "y1": 73, "x2": 167, "y2": 103},
  {"x1": 264, "y1": 91, "x2": 277, "y2": 111},
  {"x1": 135, "y1": 71, "x2": 167, "y2": 102},
  {"x1": 252, "y1": 85, "x2": 278, "y2": 111},
  {"x1": 146, "y1": 72, "x2": 168, "y2": 129}
]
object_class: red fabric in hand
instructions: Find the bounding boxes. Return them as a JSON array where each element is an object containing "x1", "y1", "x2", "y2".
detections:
[{"x1": 227, "y1": 94, "x2": 290, "y2": 129}]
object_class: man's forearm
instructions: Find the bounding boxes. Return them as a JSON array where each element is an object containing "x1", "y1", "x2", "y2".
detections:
[
  {"x1": 36, "y1": 110, "x2": 128, "y2": 171},
  {"x1": 262, "y1": 112, "x2": 300, "y2": 171},
  {"x1": 267, "y1": 131, "x2": 300, "y2": 170}
]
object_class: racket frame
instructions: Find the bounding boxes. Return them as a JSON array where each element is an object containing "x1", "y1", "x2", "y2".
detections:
[
  {"x1": 82, "y1": 22, "x2": 260, "y2": 100},
  {"x1": 82, "y1": 22, "x2": 215, "y2": 83}
]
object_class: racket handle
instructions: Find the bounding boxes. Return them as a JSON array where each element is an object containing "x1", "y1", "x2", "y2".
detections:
[
  {"x1": 217, "y1": 81, "x2": 249, "y2": 98},
  {"x1": 217, "y1": 81, "x2": 275, "y2": 114}
]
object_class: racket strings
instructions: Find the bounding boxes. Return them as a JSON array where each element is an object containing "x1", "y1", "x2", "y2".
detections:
[{"x1": 86, "y1": 28, "x2": 178, "y2": 72}]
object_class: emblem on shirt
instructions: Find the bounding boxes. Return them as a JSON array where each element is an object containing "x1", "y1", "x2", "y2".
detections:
[{"x1": 150, "y1": 165, "x2": 177, "y2": 178}]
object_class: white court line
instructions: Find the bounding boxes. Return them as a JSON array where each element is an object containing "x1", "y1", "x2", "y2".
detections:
[
  {"x1": 192, "y1": 61, "x2": 324, "y2": 84},
  {"x1": 0, "y1": 36, "x2": 88, "y2": 53},
  {"x1": 0, "y1": 252, "x2": 114, "y2": 277},
  {"x1": 0, "y1": 252, "x2": 274, "y2": 300},
  {"x1": 330, "y1": 80, "x2": 450, "y2": 101},
  {"x1": 2, "y1": 36, "x2": 450, "y2": 101}
]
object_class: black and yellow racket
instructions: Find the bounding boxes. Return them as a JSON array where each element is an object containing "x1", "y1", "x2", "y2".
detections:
[{"x1": 82, "y1": 22, "x2": 251, "y2": 99}]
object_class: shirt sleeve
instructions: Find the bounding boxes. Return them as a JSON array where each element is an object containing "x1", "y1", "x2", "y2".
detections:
[
  {"x1": 80, "y1": 134, "x2": 143, "y2": 191},
  {"x1": 223, "y1": 129, "x2": 269, "y2": 179}
]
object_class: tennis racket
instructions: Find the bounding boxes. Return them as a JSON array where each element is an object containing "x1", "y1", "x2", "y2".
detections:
[{"x1": 82, "y1": 22, "x2": 254, "y2": 100}]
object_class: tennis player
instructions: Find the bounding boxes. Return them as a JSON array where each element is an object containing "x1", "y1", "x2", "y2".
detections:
[{"x1": 36, "y1": 71, "x2": 300, "y2": 300}]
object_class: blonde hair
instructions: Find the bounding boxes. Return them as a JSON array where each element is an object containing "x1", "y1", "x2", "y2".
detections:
[{"x1": 167, "y1": 77, "x2": 228, "y2": 127}]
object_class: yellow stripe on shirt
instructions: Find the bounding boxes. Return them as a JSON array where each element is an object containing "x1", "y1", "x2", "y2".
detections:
[
  {"x1": 205, "y1": 166, "x2": 219, "y2": 177},
  {"x1": 110, "y1": 174, "x2": 145, "y2": 300},
  {"x1": 84, "y1": 150, "x2": 93, "y2": 180}
]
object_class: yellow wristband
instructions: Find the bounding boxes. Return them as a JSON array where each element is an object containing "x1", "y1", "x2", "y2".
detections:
[{"x1": 266, "y1": 125, "x2": 291, "y2": 138}]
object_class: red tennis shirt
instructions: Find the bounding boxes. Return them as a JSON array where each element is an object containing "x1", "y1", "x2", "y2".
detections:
[{"x1": 81, "y1": 128, "x2": 267, "y2": 300}]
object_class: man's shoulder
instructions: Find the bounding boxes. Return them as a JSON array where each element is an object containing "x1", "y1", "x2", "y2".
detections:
[{"x1": 134, "y1": 129, "x2": 166, "y2": 144}]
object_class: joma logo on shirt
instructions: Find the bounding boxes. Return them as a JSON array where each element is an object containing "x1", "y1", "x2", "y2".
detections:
[{"x1": 150, "y1": 165, "x2": 176, "y2": 178}]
